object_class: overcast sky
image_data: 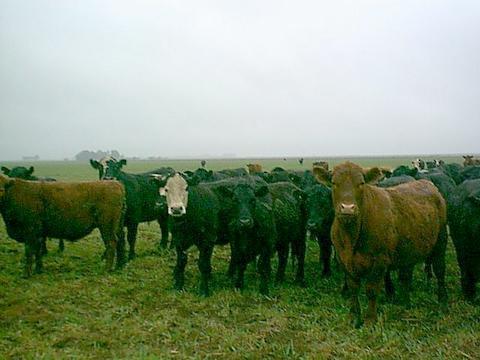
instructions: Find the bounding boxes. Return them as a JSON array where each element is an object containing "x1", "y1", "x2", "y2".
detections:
[{"x1": 0, "y1": 1, "x2": 479, "y2": 160}]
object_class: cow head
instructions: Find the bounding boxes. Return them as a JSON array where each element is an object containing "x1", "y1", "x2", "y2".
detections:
[
  {"x1": 90, "y1": 156, "x2": 118, "y2": 180},
  {"x1": 463, "y1": 155, "x2": 474, "y2": 166},
  {"x1": 317, "y1": 162, "x2": 382, "y2": 222},
  {"x1": 160, "y1": 173, "x2": 191, "y2": 217},
  {"x1": 412, "y1": 158, "x2": 426, "y2": 171},
  {"x1": 1, "y1": 166, "x2": 35, "y2": 180},
  {"x1": 305, "y1": 184, "x2": 333, "y2": 232},
  {"x1": 218, "y1": 182, "x2": 269, "y2": 230},
  {"x1": 103, "y1": 159, "x2": 127, "y2": 180}
]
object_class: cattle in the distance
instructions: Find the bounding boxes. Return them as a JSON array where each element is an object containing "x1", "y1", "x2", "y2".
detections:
[
  {"x1": 200, "y1": 160, "x2": 206, "y2": 168},
  {"x1": 412, "y1": 158, "x2": 428, "y2": 172},
  {"x1": 93, "y1": 158, "x2": 174, "y2": 257},
  {"x1": 463, "y1": 155, "x2": 480, "y2": 166},
  {"x1": 448, "y1": 179, "x2": 480, "y2": 301},
  {"x1": 377, "y1": 175, "x2": 416, "y2": 188},
  {"x1": 217, "y1": 168, "x2": 248, "y2": 177},
  {"x1": 460, "y1": 165, "x2": 480, "y2": 181},
  {"x1": 298, "y1": 158, "x2": 304, "y2": 165},
  {"x1": 267, "y1": 182, "x2": 307, "y2": 285},
  {"x1": 184, "y1": 168, "x2": 229, "y2": 183},
  {"x1": 313, "y1": 161, "x2": 329, "y2": 171},
  {"x1": 0, "y1": 175, "x2": 126, "y2": 276},
  {"x1": 314, "y1": 162, "x2": 448, "y2": 327},
  {"x1": 160, "y1": 173, "x2": 221, "y2": 296},
  {"x1": 208, "y1": 177, "x2": 276, "y2": 295}
]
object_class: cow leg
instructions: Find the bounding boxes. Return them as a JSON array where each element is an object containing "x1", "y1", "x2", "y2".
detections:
[
  {"x1": 460, "y1": 267, "x2": 476, "y2": 302},
  {"x1": 294, "y1": 236, "x2": 306, "y2": 287},
  {"x1": 346, "y1": 275, "x2": 362, "y2": 328},
  {"x1": 227, "y1": 243, "x2": 237, "y2": 278},
  {"x1": 99, "y1": 227, "x2": 117, "y2": 272},
  {"x1": 34, "y1": 238, "x2": 44, "y2": 274},
  {"x1": 432, "y1": 226, "x2": 448, "y2": 307},
  {"x1": 41, "y1": 238, "x2": 48, "y2": 256},
  {"x1": 365, "y1": 274, "x2": 384, "y2": 326},
  {"x1": 235, "y1": 260, "x2": 247, "y2": 291},
  {"x1": 384, "y1": 271, "x2": 395, "y2": 302},
  {"x1": 424, "y1": 258, "x2": 433, "y2": 282},
  {"x1": 58, "y1": 239, "x2": 65, "y2": 253},
  {"x1": 275, "y1": 242, "x2": 288, "y2": 284},
  {"x1": 174, "y1": 247, "x2": 188, "y2": 291},
  {"x1": 158, "y1": 217, "x2": 169, "y2": 249},
  {"x1": 126, "y1": 223, "x2": 138, "y2": 260},
  {"x1": 198, "y1": 244, "x2": 214, "y2": 296},
  {"x1": 258, "y1": 251, "x2": 271, "y2": 296},
  {"x1": 319, "y1": 236, "x2": 332, "y2": 278},
  {"x1": 23, "y1": 241, "x2": 35, "y2": 278},
  {"x1": 116, "y1": 227, "x2": 127, "y2": 269},
  {"x1": 398, "y1": 267, "x2": 413, "y2": 307}
]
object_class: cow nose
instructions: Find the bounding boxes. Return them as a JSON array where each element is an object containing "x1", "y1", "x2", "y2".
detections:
[
  {"x1": 170, "y1": 206, "x2": 185, "y2": 217},
  {"x1": 340, "y1": 203, "x2": 356, "y2": 215},
  {"x1": 307, "y1": 220, "x2": 318, "y2": 230},
  {"x1": 239, "y1": 218, "x2": 253, "y2": 227}
]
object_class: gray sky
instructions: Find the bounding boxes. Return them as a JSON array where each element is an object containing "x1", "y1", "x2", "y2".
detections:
[{"x1": 1, "y1": 0, "x2": 479, "y2": 160}]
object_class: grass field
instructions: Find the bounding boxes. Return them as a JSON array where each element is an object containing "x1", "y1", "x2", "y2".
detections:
[{"x1": 1, "y1": 157, "x2": 479, "y2": 359}]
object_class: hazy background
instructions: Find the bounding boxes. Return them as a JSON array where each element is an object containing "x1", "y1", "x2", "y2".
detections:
[{"x1": 1, "y1": 0, "x2": 479, "y2": 160}]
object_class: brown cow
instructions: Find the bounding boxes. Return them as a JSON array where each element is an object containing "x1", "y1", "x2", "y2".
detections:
[
  {"x1": 463, "y1": 155, "x2": 480, "y2": 166},
  {"x1": 246, "y1": 163, "x2": 263, "y2": 174},
  {"x1": 314, "y1": 162, "x2": 447, "y2": 327},
  {"x1": 0, "y1": 175, "x2": 126, "y2": 277}
]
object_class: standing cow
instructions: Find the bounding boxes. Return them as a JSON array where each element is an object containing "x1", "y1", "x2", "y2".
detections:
[
  {"x1": 0, "y1": 175, "x2": 126, "y2": 276},
  {"x1": 314, "y1": 162, "x2": 447, "y2": 327}
]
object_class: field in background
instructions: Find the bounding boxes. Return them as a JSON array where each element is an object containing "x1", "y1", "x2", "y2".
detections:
[
  {"x1": 0, "y1": 154, "x2": 465, "y2": 181},
  {"x1": 1, "y1": 156, "x2": 479, "y2": 359}
]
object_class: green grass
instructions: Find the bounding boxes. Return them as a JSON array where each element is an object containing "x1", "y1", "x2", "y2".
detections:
[{"x1": 1, "y1": 157, "x2": 479, "y2": 359}]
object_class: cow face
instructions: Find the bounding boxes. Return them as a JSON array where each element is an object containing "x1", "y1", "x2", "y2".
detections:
[
  {"x1": 1, "y1": 166, "x2": 35, "y2": 180},
  {"x1": 329, "y1": 162, "x2": 382, "y2": 221},
  {"x1": 161, "y1": 173, "x2": 189, "y2": 217},
  {"x1": 305, "y1": 185, "x2": 332, "y2": 232},
  {"x1": 103, "y1": 159, "x2": 127, "y2": 180},
  {"x1": 219, "y1": 183, "x2": 269, "y2": 230},
  {"x1": 412, "y1": 158, "x2": 426, "y2": 171},
  {"x1": 90, "y1": 156, "x2": 117, "y2": 180}
]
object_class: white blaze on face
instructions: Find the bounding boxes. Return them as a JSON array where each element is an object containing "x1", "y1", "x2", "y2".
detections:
[{"x1": 162, "y1": 173, "x2": 188, "y2": 217}]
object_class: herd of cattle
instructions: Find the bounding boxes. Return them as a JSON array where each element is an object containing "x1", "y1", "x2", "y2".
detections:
[{"x1": 0, "y1": 155, "x2": 479, "y2": 327}]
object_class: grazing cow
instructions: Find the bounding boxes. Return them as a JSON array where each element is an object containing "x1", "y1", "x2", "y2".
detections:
[
  {"x1": 99, "y1": 159, "x2": 174, "y2": 257},
  {"x1": 161, "y1": 173, "x2": 220, "y2": 296},
  {"x1": 247, "y1": 163, "x2": 263, "y2": 174},
  {"x1": 448, "y1": 179, "x2": 480, "y2": 301},
  {"x1": 304, "y1": 183, "x2": 334, "y2": 277},
  {"x1": 463, "y1": 155, "x2": 480, "y2": 167},
  {"x1": 1, "y1": 166, "x2": 56, "y2": 182},
  {"x1": 314, "y1": 162, "x2": 447, "y2": 327},
  {"x1": 0, "y1": 175, "x2": 126, "y2": 276},
  {"x1": 1, "y1": 165, "x2": 62, "y2": 254},
  {"x1": 209, "y1": 177, "x2": 276, "y2": 295},
  {"x1": 267, "y1": 182, "x2": 307, "y2": 285}
]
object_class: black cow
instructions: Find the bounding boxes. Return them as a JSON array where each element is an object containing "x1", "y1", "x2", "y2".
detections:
[
  {"x1": 1, "y1": 166, "x2": 56, "y2": 182},
  {"x1": 268, "y1": 182, "x2": 307, "y2": 285},
  {"x1": 304, "y1": 182, "x2": 334, "y2": 277},
  {"x1": 460, "y1": 166, "x2": 480, "y2": 182},
  {"x1": 209, "y1": 177, "x2": 276, "y2": 295},
  {"x1": 448, "y1": 179, "x2": 480, "y2": 301},
  {"x1": 94, "y1": 159, "x2": 174, "y2": 258},
  {"x1": 378, "y1": 175, "x2": 416, "y2": 188}
]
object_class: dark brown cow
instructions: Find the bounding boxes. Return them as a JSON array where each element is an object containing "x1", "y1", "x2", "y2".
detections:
[
  {"x1": 246, "y1": 163, "x2": 263, "y2": 174},
  {"x1": 463, "y1": 155, "x2": 480, "y2": 166},
  {"x1": 314, "y1": 162, "x2": 447, "y2": 327},
  {"x1": 0, "y1": 175, "x2": 126, "y2": 277}
]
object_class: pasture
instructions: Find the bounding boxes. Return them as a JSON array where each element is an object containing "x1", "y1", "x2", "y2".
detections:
[{"x1": 0, "y1": 157, "x2": 479, "y2": 359}]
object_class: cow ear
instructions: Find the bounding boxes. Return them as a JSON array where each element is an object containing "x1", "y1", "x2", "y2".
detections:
[
  {"x1": 28, "y1": 166, "x2": 34, "y2": 176},
  {"x1": 119, "y1": 159, "x2": 127, "y2": 167},
  {"x1": 1, "y1": 166, "x2": 10, "y2": 175},
  {"x1": 255, "y1": 185, "x2": 269, "y2": 197},
  {"x1": 90, "y1": 159, "x2": 100, "y2": 169},
  {"x1": 364, "y1": 167, "x2": 384, "y2": 184},
  {"x1": 313, "y1": 166, "x2": 332, "y2": 185}
]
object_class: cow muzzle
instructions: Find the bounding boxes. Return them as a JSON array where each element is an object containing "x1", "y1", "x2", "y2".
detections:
[
  {"x1": 239, "y1": 217, "x2": 253, "y2": 228},
  {"x1": 339, "y1": 203, "x2": 357, "y2": 216},
  {"x1": 169, "y1": 205, "x2": 186, "y2": 217},
  {"x1": 307, "y1": 220, "x2": 319, "y2": 230}
]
